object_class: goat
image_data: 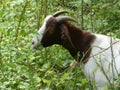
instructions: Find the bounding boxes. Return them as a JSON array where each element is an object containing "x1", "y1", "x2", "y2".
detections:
[{"x1": 31, "y1": 10, "x2": 120, "y2": 90}]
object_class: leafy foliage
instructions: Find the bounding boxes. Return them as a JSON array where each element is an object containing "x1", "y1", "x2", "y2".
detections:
[{"x1": 0, "y1": 0, "x2": 120, "y2": 89}]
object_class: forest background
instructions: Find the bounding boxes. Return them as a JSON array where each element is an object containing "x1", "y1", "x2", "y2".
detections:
[{"x1": 0, "y1": 0, "x2": 120, "y2": 89}]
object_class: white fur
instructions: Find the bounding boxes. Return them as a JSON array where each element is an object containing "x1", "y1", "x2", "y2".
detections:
[
  {"x1": 31, "y1": 15, "x2": 52, "y2": 48},
  {"x1": 38, "y1": 15, "x2": 52, "y2": 34},
  {"x1": 82, "y1": 34, "x2": 120, "y2": 90}
]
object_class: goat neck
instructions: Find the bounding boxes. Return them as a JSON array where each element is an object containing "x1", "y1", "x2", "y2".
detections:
[{"x1": 59, "y1": 22, "x2": 96, "y2": 63}]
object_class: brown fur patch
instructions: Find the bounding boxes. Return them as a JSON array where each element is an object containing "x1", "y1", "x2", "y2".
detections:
[
  {"x1": 59, "y1": 22, "x2": 96, "y2": 63},
  {"x1": 41, "y1": 18, "x2": 96, "y2": 63}
]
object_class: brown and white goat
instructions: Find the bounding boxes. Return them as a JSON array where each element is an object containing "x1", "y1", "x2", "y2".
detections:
[{"x1": 32, "y1": 11, "x2": 120, "y2": 90}]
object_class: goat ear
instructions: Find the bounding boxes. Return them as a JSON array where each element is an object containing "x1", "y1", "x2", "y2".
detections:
[{"x1": 60, "y1": 24, "x2": 76, "y2": 49}]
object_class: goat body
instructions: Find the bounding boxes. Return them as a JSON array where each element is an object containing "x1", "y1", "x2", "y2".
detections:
[
  {"x1": 83, "y1": 34, "x2": 120, "y2": 89},
  {"x1": 32, "y1": 11, "x2": 120, "y2": 89}
]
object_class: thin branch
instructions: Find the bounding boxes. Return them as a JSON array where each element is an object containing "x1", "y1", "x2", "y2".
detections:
[
  {"x1": 92, "y1": 55, "x2": 113, "y2": 86},
  {"x1": 81, "y1": 0, "x2": 84, "y2": 30},
  {"x1": 15, "y1": 1, "x2": 28, "y2": 40},
  {"x1": 89, "y1": 41, "x2": 119, "y2": 58}
]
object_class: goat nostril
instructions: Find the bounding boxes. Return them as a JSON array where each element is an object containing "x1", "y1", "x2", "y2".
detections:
[{"x1": 32, "y1": 41, "x2": 34, "y2": 45}]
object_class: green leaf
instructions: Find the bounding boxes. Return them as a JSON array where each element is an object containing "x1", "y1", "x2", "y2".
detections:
[{"x1": 84, "y1": 0, "x2": 91, "y2": 5}]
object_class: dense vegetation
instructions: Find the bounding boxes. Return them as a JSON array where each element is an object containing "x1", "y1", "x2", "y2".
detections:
[{"x1": 0, "y1": 0, "x2": 120, "y2": 89}]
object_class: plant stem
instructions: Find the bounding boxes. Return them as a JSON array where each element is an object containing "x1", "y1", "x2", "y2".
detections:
[
  {"x1": 15, "y1": 1, "x2": 28, "y2": 40},
  {"x1": 81, "y1": 0, "x2": 84, "y2": 30}
]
